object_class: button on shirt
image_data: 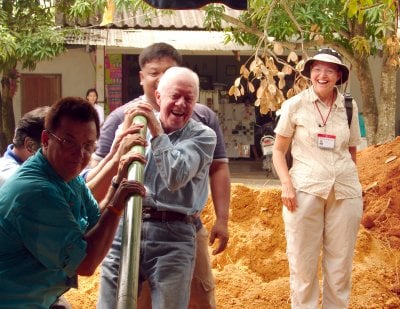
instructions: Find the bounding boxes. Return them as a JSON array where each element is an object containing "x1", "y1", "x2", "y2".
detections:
[
  {"x1": 0, "y1": 150, "x2": 100, "y2": 307},
  {"x1": 143, "y1": 118, "x2": 216, "y2": 215},
  {"x1": 275, "y1": 87, "x2": 362, "y2": 199}
]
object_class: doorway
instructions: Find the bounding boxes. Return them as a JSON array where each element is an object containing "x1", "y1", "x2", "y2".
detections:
[{"x1": 21, "y1": 74, "x2": 62, "y2": 114}]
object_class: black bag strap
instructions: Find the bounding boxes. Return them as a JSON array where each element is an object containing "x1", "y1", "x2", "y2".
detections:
[{"x1": 344, "y1": 93, "x2": 353, "y2": 128}]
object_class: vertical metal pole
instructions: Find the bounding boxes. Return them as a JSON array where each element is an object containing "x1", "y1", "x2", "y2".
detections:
[{"x1": 117, "y1": 115, "x2": 147, "y2": 309}]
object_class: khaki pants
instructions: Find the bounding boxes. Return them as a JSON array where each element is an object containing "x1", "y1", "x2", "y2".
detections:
[
  {"x1": 138, "y1": 226, "x2": 216, "y2": 309},
  {"x1": 283, "y1": 190, "x2": 362, "y2": 308}
]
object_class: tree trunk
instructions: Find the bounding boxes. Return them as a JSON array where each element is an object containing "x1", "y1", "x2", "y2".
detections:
[
  {"x1": 352, "y1": 57, "x2": 378, "y2": 144},
  {"x1": 0, "y1": 75, "x2": 15, "y2": 154},
  {"x1": 376, "y1": 53, "x2": 397, "y2": 144}
]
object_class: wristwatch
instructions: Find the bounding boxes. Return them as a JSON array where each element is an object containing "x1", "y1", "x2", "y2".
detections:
[{"x1": 111, "y1": 176, "x2": 120, "y2": 189}]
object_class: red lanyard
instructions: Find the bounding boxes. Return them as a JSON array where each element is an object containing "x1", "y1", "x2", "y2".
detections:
[{"x1": 314, "y1": 101, "x2": 333, "y2": 127}]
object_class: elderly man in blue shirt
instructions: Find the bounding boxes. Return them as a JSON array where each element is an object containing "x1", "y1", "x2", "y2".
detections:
[{"x1": 98, "y1": 66, "x2": 217, "y2": 309}]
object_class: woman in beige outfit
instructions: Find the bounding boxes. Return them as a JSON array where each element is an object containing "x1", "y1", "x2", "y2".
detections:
[{"x1": 273, "y1": 48, "x2": 363, "y2": 308}]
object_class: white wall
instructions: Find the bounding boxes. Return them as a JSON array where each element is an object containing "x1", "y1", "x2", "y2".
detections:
[{"x1": 14, "y1": 47, "x2": 96, "y2": 123}]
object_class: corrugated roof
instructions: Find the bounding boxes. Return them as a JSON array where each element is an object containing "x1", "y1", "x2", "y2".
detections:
[
  {"x1": 58, "y1": 7, "x2": 241, "y2": 30},
  {"x1": 62, "y1": 6, "x2": 252, "y2": 54},
  {"x1": 107, "y1": 8, "x2": 210, "y2": 29}
]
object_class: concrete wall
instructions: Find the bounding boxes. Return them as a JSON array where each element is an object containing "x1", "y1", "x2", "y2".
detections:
[{"x1": 14, "y1": 47, "x2": 95, "y2": 123}]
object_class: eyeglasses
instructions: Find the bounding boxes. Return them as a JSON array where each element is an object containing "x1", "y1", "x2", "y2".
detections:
[
  {"x1": 310, "y1": 67, "x2": 338, "y2": 76},
  {"x1": 47, "y1": 131, "x2": 97, "y2": 154}
]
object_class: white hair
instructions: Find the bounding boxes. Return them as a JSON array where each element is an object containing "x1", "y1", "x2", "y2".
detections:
[{"x1": 157, "y1": 67, "x2": 200, "y2": 101}]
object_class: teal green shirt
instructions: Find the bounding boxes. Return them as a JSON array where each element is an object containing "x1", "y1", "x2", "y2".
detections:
[{"x1": 0, "y1": 150, "x2": 100, "y2": 308}]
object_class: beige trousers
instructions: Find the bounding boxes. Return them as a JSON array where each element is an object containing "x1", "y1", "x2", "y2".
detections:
[
  {"x1": 138, "y1": 226, "x2": 216, "y2": 309},
  {"x1": 283, "y1": 190, "x2": 362, "y2": 308}
]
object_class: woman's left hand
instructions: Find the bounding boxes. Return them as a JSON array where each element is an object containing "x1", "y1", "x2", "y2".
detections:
[{"x1": 281, "y1": 182, "x2": 297, "y2": 212}]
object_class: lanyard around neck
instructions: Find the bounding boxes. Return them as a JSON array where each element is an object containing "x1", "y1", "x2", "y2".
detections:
[{"x1": 314, "y1": 101, "x2": 333, "y2": 127}]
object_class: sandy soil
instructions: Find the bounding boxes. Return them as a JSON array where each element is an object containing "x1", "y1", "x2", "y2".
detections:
[{"x1": 65, "y1": 137, "x2": 400, "y2": 308}]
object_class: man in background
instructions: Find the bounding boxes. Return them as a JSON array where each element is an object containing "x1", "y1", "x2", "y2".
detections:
[{"x1": 0, "y1": 106, "x2": 49, "y2": 187}]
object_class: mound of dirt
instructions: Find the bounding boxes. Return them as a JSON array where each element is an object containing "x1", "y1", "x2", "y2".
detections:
[
  {"x1": 65, "y1": 137, "x2": 400, "y2": 308},
  {"x1": 357, "y1": 136, "x2": 400, "y2": 250}
]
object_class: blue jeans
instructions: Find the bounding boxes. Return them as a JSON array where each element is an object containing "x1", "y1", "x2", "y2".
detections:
[{"x1": 97, "y1": 218, "x2": 196, "y2": 309}]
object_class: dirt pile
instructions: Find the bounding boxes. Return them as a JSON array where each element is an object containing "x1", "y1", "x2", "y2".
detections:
[
  {"x1": 358, "y1": 137, "x2": 400, "y2": 250},
  {"x1": 65, "y1": 137, "x2": 400, "y2": 308}
]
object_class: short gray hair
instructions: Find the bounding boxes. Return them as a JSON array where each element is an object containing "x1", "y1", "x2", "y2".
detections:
[{"x1": 157, "y1": 67, "x2": 200, "y2": 102}]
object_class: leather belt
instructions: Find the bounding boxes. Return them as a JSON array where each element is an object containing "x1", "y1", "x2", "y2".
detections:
[{"x1": 142, "y1": 207, "x2": 193, "y2": 223}]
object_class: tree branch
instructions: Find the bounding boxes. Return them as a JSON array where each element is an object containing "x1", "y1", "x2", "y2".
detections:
[
  {"x1": 219, "y1": 11, "x2": 264, "y2": 39},
  {"x1": 280, "y1": 0, "x2": 305, "y2": 42}
]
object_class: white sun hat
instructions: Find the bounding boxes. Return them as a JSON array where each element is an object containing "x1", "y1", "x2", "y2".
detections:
[{"x1": 301, "y1": 48, "x2": 350, "y2": 85}]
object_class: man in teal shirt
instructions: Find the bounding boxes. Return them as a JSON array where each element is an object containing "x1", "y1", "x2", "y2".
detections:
[{"x1": 0, "y1": 97, "x2": 145, "y2": 308}]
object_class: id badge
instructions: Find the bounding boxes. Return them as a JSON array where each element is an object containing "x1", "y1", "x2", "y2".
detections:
[{"x1": 317, "y1": 133, "x2": 336, "y2": 149}]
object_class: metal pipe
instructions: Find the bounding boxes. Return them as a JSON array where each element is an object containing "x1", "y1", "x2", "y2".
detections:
[{"x1": 117, "y1": 115, "x2": 147, "y2": 309}]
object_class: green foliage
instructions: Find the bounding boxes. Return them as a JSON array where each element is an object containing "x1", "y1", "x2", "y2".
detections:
[
  {"x1": 16, "y1": 26, "x2": 67, "y2": 70},
  {"x1": 0, "y1": 1, "x2": 69, "y2": 74},
  {"x1": 239, "y1": 1, "x2": 347, "y2": 45},
  {"x1": 204, "y1": 5, "x2": 224, "y2": 30},
  {"x1": 0, "y1": 0, "x2": 76, "y2": 152},
  {"x1": 69, "y1": 0, "x2": 100, "y2": 19},
  {"x1": 216, "y1": 9, "x2": 261, "y2": 47},
  {"x1": 69, "y1": 0, "x2": 161, "y2": 24},
  {"x1": 0, "y1": 25, "x2": 17, "y2": 68}
]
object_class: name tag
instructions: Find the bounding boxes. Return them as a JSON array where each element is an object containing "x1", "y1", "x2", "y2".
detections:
[{"x1": 317, "y1": 133, "x2": 336, "y2": 149}]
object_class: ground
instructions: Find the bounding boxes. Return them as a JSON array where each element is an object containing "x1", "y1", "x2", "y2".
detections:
[{"x1": 65, "y1": 137, "x2": 400, "y2": 308}]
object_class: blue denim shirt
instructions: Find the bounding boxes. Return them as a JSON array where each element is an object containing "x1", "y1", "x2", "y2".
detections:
[
  {"x1": 143, "y1": 118, "x2": 216, "y2": 215},
  {"x1": 0, "y1": 150, "x2": 100, "y2": 308}
]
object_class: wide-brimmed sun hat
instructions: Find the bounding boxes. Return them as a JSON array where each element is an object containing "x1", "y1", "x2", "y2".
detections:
[{"x1": 301, "y1": 48, "x2": 349, "y2": 85}]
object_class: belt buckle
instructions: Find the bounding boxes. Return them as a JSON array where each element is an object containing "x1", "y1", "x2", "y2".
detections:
[{"x1": 185, "y1": 215, "x2": 194, "y2": 224}]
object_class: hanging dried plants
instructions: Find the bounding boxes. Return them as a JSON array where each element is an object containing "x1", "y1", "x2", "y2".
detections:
[{"x1": 228, "y1": 44, "x2": 309, "y2": 115}]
